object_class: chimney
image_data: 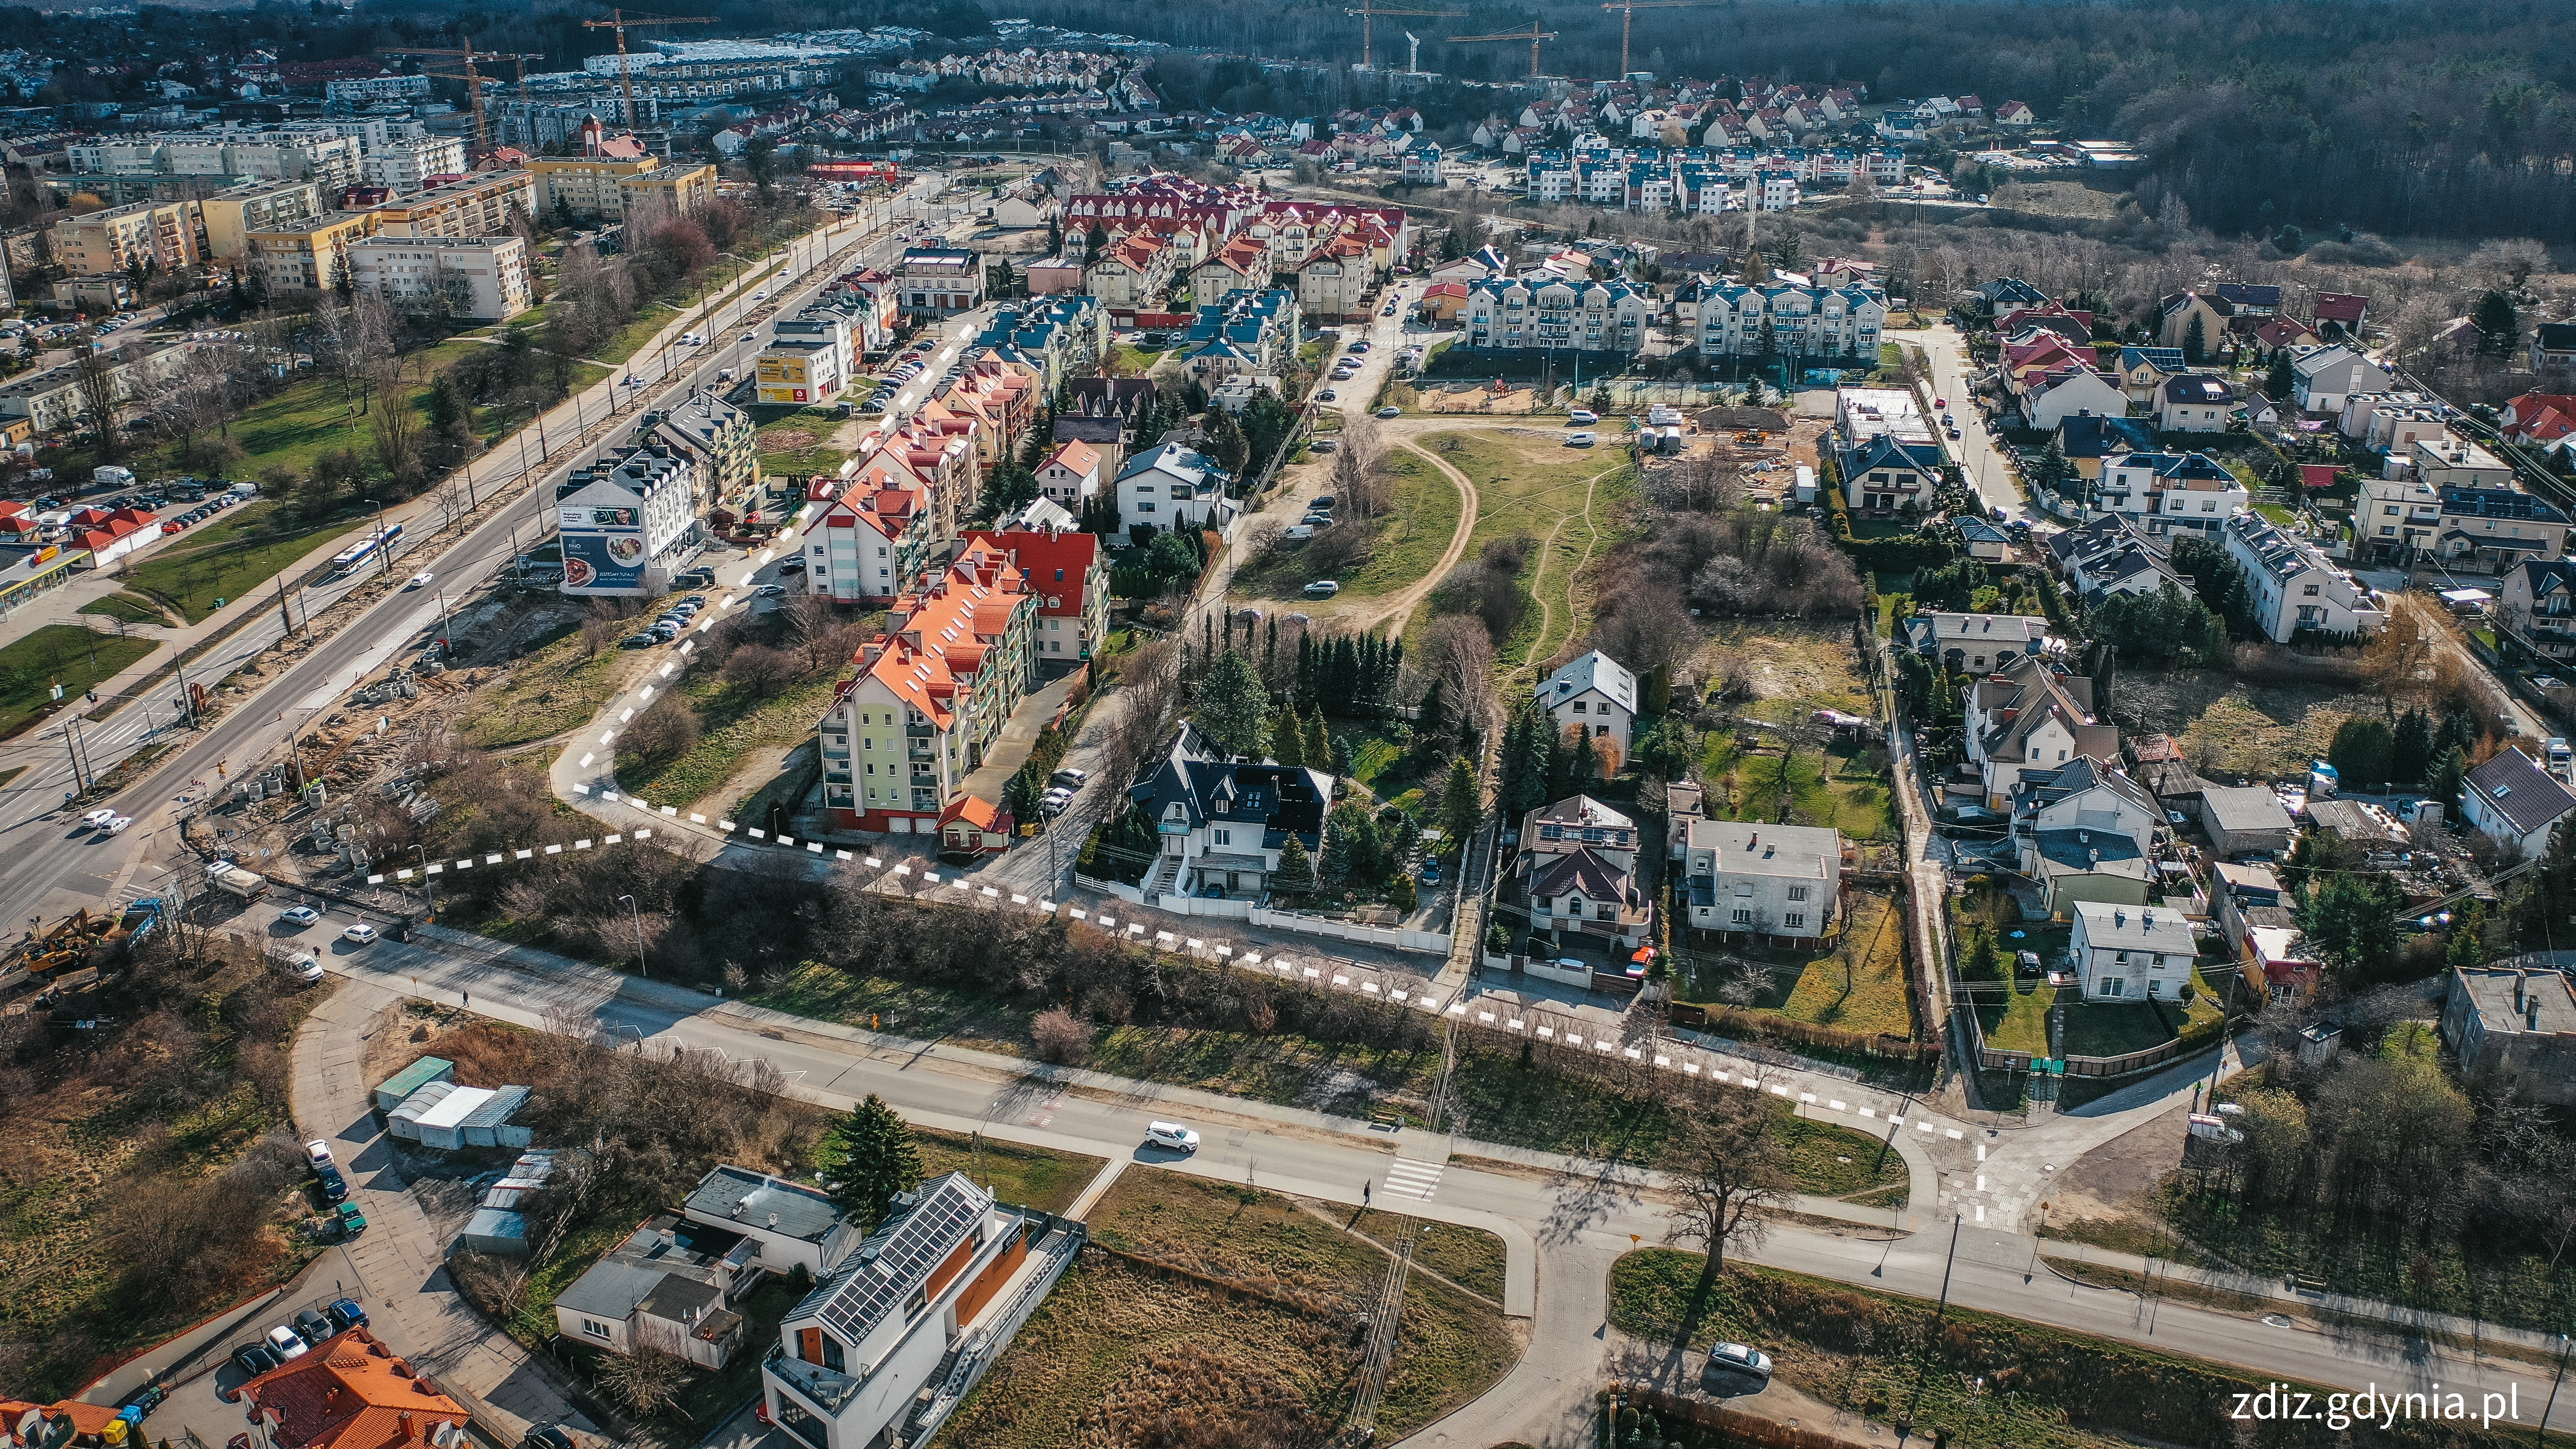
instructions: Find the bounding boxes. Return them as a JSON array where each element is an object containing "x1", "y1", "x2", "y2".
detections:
[
  {"x1": 399, "y1": 1413, "x2": 415, "y2": 1442},
  {"x1": 2516, "y1": 971, "x2": 2528, "y2": 1013}
]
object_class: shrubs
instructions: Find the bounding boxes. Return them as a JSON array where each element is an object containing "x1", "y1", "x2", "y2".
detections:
[{"x1": 1032, "y1": 1006, "x2": 1093, "y2": 1065}]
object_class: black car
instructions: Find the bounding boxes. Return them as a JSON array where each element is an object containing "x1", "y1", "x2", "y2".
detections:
[
  {"x1": 316, "y1": 1165, "x2": 348, "y2": 1202},
  {"x1": 230, "y1": 1343, "x2": 282, "y2": 1382},
  {"x1": 292, "y1": 1308, "x2": 336, "y2": 1346}
]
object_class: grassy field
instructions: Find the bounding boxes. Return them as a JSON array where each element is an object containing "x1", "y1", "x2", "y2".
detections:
[
  {"x1": 1240, "y1": 447, "x2": 1463, "y2": 601},
  {"x1": 2109, "y1": 667, "x2": 2382, "y2": 781},
  {"x1": 1979, "y1": 957, "x2": 2220, "y2": 1058},
  {"x1": 114, "y1": 500, "x2": 379, "y2": 625},
  {"x1": 619, "y1": 668, "x2": 846, "y2": 809},
  {"x1": 1699, "y1": 730, "x2": 1894, "y2": 840},
  {"x1": 0, "y1": 625, "x2": 159, "y2": 739},
  {"x1": 912, "y1": 1126, "x2": 1104, "y2": 1216},
  {"x1": 591, "y1": 302, "x2": 683, "y2": 366},
  {"x1": 457, "y1": 623, "x2": 633, "y2": 749},
  {"x1": 1605, "y1": 1252, "x2": 2425, "y2": 1449},
  {"x1": 940, "y1": 1171, "x2": 1515, "y2": 1448},
  {"x1": 76, "y1": 592, "x2": 169, "y2": 627},
  {"x1": 755, "y1": 410, "x2": 853, "y2": 479},
  {"x1": 1719, "y1": 891, "x2": 1916, "y2": 1038},
  {"x1": 1406, "y1": 428, "x2": 1637, "y2": 669},
  {"x1": 1355, "y1": 1208, "x2": 1508, "y2": 1302}
]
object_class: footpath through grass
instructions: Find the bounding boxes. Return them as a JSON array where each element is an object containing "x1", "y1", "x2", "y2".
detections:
[
  {"x1": 1407, "y1": 428, "x2": 1637, "y2": 667},
  {"x1": 0, "y1": 625, "x2": 159, "y2": 739},
  {"x1": 940, "y1": 1171, "x2": 1514, "y2": 1448},
  {"x1": 1332, "y1": 449, "x2": 1464, "y2": 599},
  {"x1": 458, "y1": 624, "x2": 634, "y2": 749}
]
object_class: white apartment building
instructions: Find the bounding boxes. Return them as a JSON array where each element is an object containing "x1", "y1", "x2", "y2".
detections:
[
  {"x1": 1696, "y1": 281, "x2": 1885, "y2": 360},
  {"x1": 2222, "y1": 509, "x2": 2385, "y2": 643},
  {"x1": 359, "y1": 133, "x2": 468, "y2": 194},
  {"x1": 2093, "y1": 451, "x2": 2248, "y2": 542},
  {"x1": 555, "y1": 442, "x2": 703, "y2": 597},
  {"x1": 347, "y1": 236, "x2": 531, "y2": 321},
  {"x1": 1681, "y1": 819, "x2": 1844, "y2": 943},
  {"x1": 1460, "y1": 274, "x2": 1651, "y2": 356},
  {"x1": 67, "y1": 127, "x2": 364, "y2": 191},
  {"x1": 325, "y1": 74, "x2": 434, "y2": 105}
]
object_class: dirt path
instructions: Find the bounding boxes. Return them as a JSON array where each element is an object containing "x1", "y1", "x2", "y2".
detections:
[
  {"x1": 1510, "y1": 461, "x2": 1624, "y2": 682},
  {"x1": 1357, "y1": 440, "x2": 1483, "y2": 639}
]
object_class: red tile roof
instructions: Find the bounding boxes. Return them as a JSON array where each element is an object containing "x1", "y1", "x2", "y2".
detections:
[
  {"x1": 238, "y1": 1328, "x2": 468, "y2": 1449},
  {"x1": 962, "y1": 527, "x2": 1098, "y2": 618}
]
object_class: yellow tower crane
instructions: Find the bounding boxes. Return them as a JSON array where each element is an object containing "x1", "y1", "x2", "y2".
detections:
[
  {"x1": 1599, "y1": 0, "x2": 1713, "y2": 80},
  {"x1": 1344, "y1": 0, "x2": 1462, "y2": 71},
  {"x1": 379, "y1": 40, "x2": 543, "y2": 157},
  {"x1": 581, "y1": 9, "x2": 716, "y2": 131},
  {"x1": 1446, "y1": 24, "x2": 1559, "y2": 80}
]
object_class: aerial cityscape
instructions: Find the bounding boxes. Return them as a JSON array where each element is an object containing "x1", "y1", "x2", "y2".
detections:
[{"x1": 0, "y1": 1, "x2": 2570, "y2": 1448}]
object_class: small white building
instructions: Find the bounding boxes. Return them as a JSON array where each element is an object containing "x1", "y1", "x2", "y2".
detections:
[
  {"x1": 555, "y1": 442, "x2": 701, "y2": 596},
  {"x1": 2463, "y1": 747, "x2": 2576, "y2": 859},
  {"x1": 680, "y1": 1165, "x2": 859, "y2": 1280},
  {"x1": 1681, "y1": 819, "x2": 1844, "y2": 942},
  {"x1": 1114, "y1": 440, "x2": 1237, "y2": 531},
  {"x1": 2069, "y1": 899, "x2": 2197, "y2": 1002},
  {"x1": 1034, "y1": 438, "x2": 1103, "y2": 506},
  {"x1": 1535, "y1": 650, "x2": 1639, "y2": 749},
  {"x1": 2221, "y1": 509, "x2": 2384, "y2": 643}
]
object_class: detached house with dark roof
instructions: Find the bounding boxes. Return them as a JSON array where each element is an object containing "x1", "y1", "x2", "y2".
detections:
[
  {"x1": 1535, "y1": 649, "x2": 1640, "y2": 749},
  {"x1": 2463, "y1": 747, "x2": 2576, "y2": 859},
  {"x1": 2154, "y1": 372, "x2": 2237, "y2": 432},
  {"x1": 1838, "y1": 432, "x2": 1945, "y2": 515},
  {"x1": 2531, "y1": 322, "x2": 2576, "y2": 373},
  {"x1": 2498, "y1": 559, "x2": 2576, "y2": 668},
  {"x1": 765, "y1": 1173, "x2": 1085, "y2": 1449},
  {"x1": 2096, "y1": 451, "x2": 2248, "y2": 541},
  {"x1": 1964, "y1": 654, "x2": 2120, "y2": 810},
  {"x1": 1128, "y1": 722, "x2": 1333, "y2": 902}
]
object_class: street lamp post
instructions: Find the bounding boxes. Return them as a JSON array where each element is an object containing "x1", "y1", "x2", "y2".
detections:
[
  {"x1": 411, "y1": 844, "x2": 434, "y2": 920},
  {"x1": 618, "y1": 892, "x2": 648, "y2": 977},
  {"x1": 371, "y1": 501, "x2": 391, "y2": 577}
]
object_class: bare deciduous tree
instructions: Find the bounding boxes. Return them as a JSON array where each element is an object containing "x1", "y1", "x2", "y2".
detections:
[{"x1": 1663, "y1": 1086, "x2": 1795, "y2": 1304}]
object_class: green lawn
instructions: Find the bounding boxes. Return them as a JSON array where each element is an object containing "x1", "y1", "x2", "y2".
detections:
[
  {"x1": 1325, "y1": 450, "x2": 1463, "y2": 599},
  {"x1": 911, "y1": 1126, "x2": 1105, "y2": 1216},
  {"x1": 1699, "y1": 728, "x2": 1893, "y2": 840},
  {"x1": 755, "y1": 409, "x2": 853, "y2": 479},
  {"x1": 592, "y1": 302, "x2": 683, "y2": 366},
  {"x1": 0, "y1": 625, "x2": 160, "y2": 739},
  {"x1": 618, "y1": 668, "x2": 852, "y2": 811},
  {"x1": 1766, "y1": 892, "x2": 1914, "y2": 1037},
  {"x1": 1404, "y1": 429, "x2": 1637, "y2": 669},
  {"x1": 1980, "y1": 954, "x2": 2220, "y2": 1059},
  {"x1": 115, "y1": 500, "x2": 378, "y2": 624},
  {"x1": 76, "y1": 592, "x2": 169, "y2": 627}
]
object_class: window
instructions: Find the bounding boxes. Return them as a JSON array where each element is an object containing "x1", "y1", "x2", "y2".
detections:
[
  {"x1": 1535, "y1": 895, "x2": 1552, "y2": 912},
  {"x1": 1787, "y1": 886, "x2": 1809, "y2": 902},
  {"x1": 2101, "y1": 975, "x2": 2125, "y2": 997},
  {"x1": 1597, "y1": 724, "x2": 1610, "y2": 737},
  {"x1": 1784, "y1": 912, "x2": 1805, "y2": 929},
  {"x1": 2302, "y1": 584, "x2": 2320, "y2": 596},
  {"x1": 1571, "y1": 701, "x2": 1587, "y2": 714},
  {"x1": 1731, "y1": 908, "x2": 1753, "y2": 926},
  {"x1": 581, "y1": 1319, "x2": 611, "y2": 1340},
  {"x1": 1213, "y1": 829, "x2": 1231, "y2": 845}
]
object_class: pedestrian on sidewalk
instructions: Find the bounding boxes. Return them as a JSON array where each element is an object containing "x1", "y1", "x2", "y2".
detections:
[
  {"x1": 461, "y1": 991, "x2": 469, "y2": 1010},
  {"x1": 1363, "y1": 1180, "x2": 1372, "y2": 1206}
]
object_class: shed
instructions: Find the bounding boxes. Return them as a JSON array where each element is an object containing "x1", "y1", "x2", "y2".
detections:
[
  {"x1": 2193, "y1": 786, "x2": 2294, "y2": 857},
  {"x1": 387, "y1": 1079, "x2": 459, "y2": 1140},
  {"x1": 374, "y1": 1055, "x2": 456, "y2": 1112},
  {"x1": 459, "y1": 1208, "x2": 531, "y2": 1257},
  {"x1": 414, "y1": 1085, "x2": 499, "y2": 1151},
  {"x1": 459, "y1": 1085, "x2": 533, "y2": 1148}
]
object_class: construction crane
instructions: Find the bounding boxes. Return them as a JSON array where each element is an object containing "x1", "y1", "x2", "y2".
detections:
[
  {"x1": 1344, "y1": 0, "x2": 1461, "y2": 71},
  {"x1": 1446, "y1": 23, "x2": 1558, "y2": 80},
  {"x1": 1599, "y1": 0, "x2": 1711, "y2": 79},
  {"x1": 379, "y1": 40, "x2": 542, "y2": 156},
  {"x1": 582, "y1": 9, "x2": 715, "y2": 131}
]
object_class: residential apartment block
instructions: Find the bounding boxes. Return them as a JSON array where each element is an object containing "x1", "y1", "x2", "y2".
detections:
[
  {"x1": 1461, "y1": 274, "x2": 1651, "y2": 356},
  {"x1": 525, "y1": 119, "x2": 715, "y2": 220},
  {"x1": 200, "y1": 177, "x2": 323, "y2": 258},
  {"x1": 244, "y1": 209, "x2": 380, "y2": 291},
  {"x1": 555, "y1": 434, "x2": 703, "y2": 596},
  {"x1": 821, "y1": 539, "x2": 1038, "y2": 834},
  {"x1": 347, "y1": 236, "x2": 531, "y2": 321},
  {"x1": 371, "y1": 169, "x2": 538, "y2": 239},
  {"x1": 1694, "y1": 280, "x2": 1885, "y2": 360},
  {"x1": 48, "y1": 197, "x2": 204, "y2": 275},
  {"x1": 2221, "y1": 509, "x2": 2385, "y2": 643}
]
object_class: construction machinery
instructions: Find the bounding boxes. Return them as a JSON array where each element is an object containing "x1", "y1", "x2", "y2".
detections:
[
  {"x1": 379, "y1": 40, "x2": 543, "y2": 156},
  {"x1": 583, "y1": 9, "x2": 715, "y2": 130},
  {"x1": 1599, "y1": 0, "x2": 1713, "y2": 79},
  {"x1": 1446, "y1": 23, "x2": 1559, "y2": 80},
  {"x1": 1344, "y1": 0, "x2": 1461, "y2": 70}
]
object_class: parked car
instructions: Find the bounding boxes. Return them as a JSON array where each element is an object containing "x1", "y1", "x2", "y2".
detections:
[
  {"x1": 336, "y1": 1203, "x2": 368, "y2": 1238},
  {"x1": 1374, "y1": 405, "x2": 1401, "y2": 419},
  {"x1": 265, "y1": 1326, "x2": 310, "y2": 1361},
  {"x1": 1300, "y1": 513, "x2": 1334, "y2": 528},
  {"x1": 282, "y1": 954, "x2": 324, "y2": 984},
  {"x1": 1316, "y1": 388, "x2": 1337, "y2": 402},
  {"x1": 1703, "y1": 1342, "x2": 1774, "y2": 1395},
  {"x1": 622, "y1": 633, "x2": 657, "y2": 648},
  {"x1": 292, "y1": 1308, "x2": 336, "y2": 1345},
  {"x1": 315, "y1": 1166, "x2": 347, "y2": 1203},
  {"x1": 1050, "y1": 768, "x2": 1087, "y2": 789},
  {"x1": 1304, "y1": 580, "x2": 1341, "y2": 598},
  {"x1": 306, "y1": 1140, "x2": 334, "y2": 1171},
  {"x1": 1563, "y1": 431, "x2": 1596, "y2": 447},
  {"x1": 228, "y1": 1343, "x2": 281, "y2": 1386},
  {"x1": 1144, "y1": 1121, "x2": 1200, "y2": 1153},
  {"x1": 279, "y1": 905, "x2": 321, "y2": 927},
  {"x1": 1568, "y1": 408, "x2": 1599, "y2": 425}
]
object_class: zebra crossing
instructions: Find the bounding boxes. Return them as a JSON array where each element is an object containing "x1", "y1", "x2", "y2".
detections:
[{"x1": 1380, "y1": 1158, "x2": 1446, "y2": 1202}]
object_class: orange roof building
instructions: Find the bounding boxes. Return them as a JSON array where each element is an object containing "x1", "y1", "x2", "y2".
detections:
[
  {"x1": 962, "y1": 525, "x2": 1107, "y2": 670},
  {"x1": 820, "y1": 538, "x2": 1038, "y2": 835},
  {"x1": 805, "y1": 482, "x2": 933, "y2": 606},
  {"x1": 235, "y1": 1328, "x2": 470, "y2": 1449}
]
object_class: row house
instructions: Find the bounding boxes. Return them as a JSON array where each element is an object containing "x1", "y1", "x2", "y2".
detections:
[
  {"x1": 2222, "y1": 509, "x2": 2386, "y2": 642},
  {"x1": 2093, "y1": 451, "x2": 2247, "y2": 542},
  {"x1": 821, "y1": 540, "x2": 1039, "y2": 835},
  {"x1": 1695, "y1": 281, "x2": 1885, "y2": 360},
  {"x1": 1462, "y1": 274, "x2": 1652, "y2": 357},
  {"x1": 2047, "y1": 514, "x2": 2190, "y2": 609},
  {"x1": 1179, "y1": 288, "x2": 1301, "y2": 378},
  {"x1": 1242, "y1": 200, "x2": 1407, "y2": 270},
  {"x1": 1187, "y1": 234, "x2": 1272, "y2": 305}
]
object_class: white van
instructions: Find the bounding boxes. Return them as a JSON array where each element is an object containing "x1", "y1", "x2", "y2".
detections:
[
  {"x1": 1564, "y1": 431, "x2": 1597, "y2": 447},
  {"x1": 1144, "y1": 1121, "x2": 1200, "y2": 1154},
  {"x1": 718, "y1": 367, "x2": 736, "y2": 382}
]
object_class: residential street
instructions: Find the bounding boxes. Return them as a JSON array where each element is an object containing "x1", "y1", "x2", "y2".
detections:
[{"x1": 184, "y1": 896, "x2": 2576, "y2": 1448}]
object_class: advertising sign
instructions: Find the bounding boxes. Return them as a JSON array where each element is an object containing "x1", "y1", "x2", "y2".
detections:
[{"x1": 561, "y1": 531, "x2": 648, "y2": 593}]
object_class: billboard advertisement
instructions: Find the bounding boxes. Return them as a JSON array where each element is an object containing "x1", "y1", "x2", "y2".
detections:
[{"x1": 561, "y1": 530, "x2": 648, "y2": 594}]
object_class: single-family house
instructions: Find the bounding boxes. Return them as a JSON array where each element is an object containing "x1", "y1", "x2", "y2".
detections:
[
  {"x1": 2440, "y1": 966, "x2": 2576, "y2": 1108},
  {"x1": 2292, "y1": 345, "x2": 2392, "y2": 416},
  {"x1": 1901, "y1": 612, "x2": 2053, "y2": 674},
  {"x1": 2069, "y1": 900, "x2": 2197, "y2": 1002},
  {"x1": 1114, "y1": 440, "x2": 1236, "y2": 531},
  {"x1": 1963, "y1": 654, "x2": 2119, "y2": 810},
  {"x1": 2155, "y1": 373, "x2": 2237, "y2": 433},
  {"x1": 1681, "y1": 819, "x2": 1844, "y2": 943},
  {"x1": 1535, "y1": 649, "x2": 1639, "y2": 749},
  {"x1": 2463, "y1": 746, "x2": 2576, "y2": 859},
  {"x1": 2210, "y1": 861, "x2": 2286, "y2": 954},
  {"x1": 1127, "y1": 722, "x2": 1333, "y2": 900},
  {"x1": 681, "y1": 1166, "x2": 859, "y2": 1280},
  {"x1": 2222, "y1": 509, "x2": 2385, "y2": 643},
  {"x1": 231, "y1": 1329, "x2": 469, "y2": 1449},
  {"x1": 1520, "y1": 795, "x2": 1642, "y2": 873},
  {"x1": 1957, "y1": 516, "x2": 2012, "y2": 560},
  {"x1": 1524, "y1": 840, "x2": 1652, "y2": 948},
  {"x1": 2531, "y1": 322, "x2": 2576, "y2": 373},
  {"x1": 555, "y1": 1213, "x2": 764, "y2": 1368},
  {"x1": 2498, "y1": 558, "x2": 2576, "y2": 668},
  {"x1": 2055, "y1": 414, "x2": 2157, "y2": 480},
  {"x1": 2113, "y1": 346, "x2": 2186, "y2": 404},
  {"x1": 2021, "y1": 369, "x2": 2129, "y2": 433}
]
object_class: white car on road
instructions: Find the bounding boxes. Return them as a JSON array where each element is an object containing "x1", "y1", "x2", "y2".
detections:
[
  {"x1": 1144, "y1": 1121, "x2": 1200, "y2": 1154},
  {"x1": 341, "y1": 922, "x2": 379, "y2": 945},
  {"x1": 279, "y1": 905, "x2": 322, "y2": 927}
]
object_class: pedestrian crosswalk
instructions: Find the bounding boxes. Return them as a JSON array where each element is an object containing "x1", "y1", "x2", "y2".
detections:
[{"x1": 1382, "y1": 1158, "x2": 1445, "y2": 1202}]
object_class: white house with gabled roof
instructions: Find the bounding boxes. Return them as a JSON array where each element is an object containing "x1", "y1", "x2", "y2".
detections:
[
  {"x1": 1536, "y1": 649, "x2": 1639, "y2": 748},
  {"x1": 2069, "y1": 900, "x2": 2196, "y2": 1002}
]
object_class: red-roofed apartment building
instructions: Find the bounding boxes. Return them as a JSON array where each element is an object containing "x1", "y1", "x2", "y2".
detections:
[
  {"x1": 233, "y1": 1328, "x2": 471, "y2": 1449},
  {"x1": 804, "y1": 483, "x2": 934, "y2": 604},
  {"x1": 964, "y1": 525, "x2": 1107, "y2": 675},
  {"x1": 821, "y1": 539, "x2": 1038, "y2": 834}
]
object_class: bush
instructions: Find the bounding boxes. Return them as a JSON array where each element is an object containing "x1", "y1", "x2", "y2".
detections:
[{"x1": 1031, "y1": 1006, "x2": 1092, "y2": 1065}]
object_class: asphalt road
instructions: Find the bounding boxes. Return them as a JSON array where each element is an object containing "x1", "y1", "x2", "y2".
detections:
[
  {"x1": 210, "y1": 895, "x2": 2576, "y2": 1442},
  {"x1": 0, "y1": 178, "x2": 958, "y2": 936}
]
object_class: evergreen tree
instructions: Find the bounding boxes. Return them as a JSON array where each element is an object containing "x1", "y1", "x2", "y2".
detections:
[
  {"x1": 2515, "y1": 817, "x2": 2576, "y2": 949},
  {"x1": 1202, "y1": 408, "x2": 1250, "y2": 475},
  {"x1": 824, "y1": 1094, "x2": 922, "y2": 1228},
  {"x1": 2390, "y1": 708, "x2": 2434, "y2": 787},
  {"x1": 2183, "y1": 312, "x2": 2208, "y2": 365},
  {"x1": 1271, "y1": 832, "x2": 1316, "y2": 893},
  {"x1": 2297, "y1": 873, "x2": 2402, "y2": 981},
  {"x1": 1440, "y1": 754, "x2": 1482, "y2": 848},
  {"x1": 1305, "y1": 707, "x2": 1331, "y2": 773},
  {"x1": 1417, "y1": 676, "x2": 1447, "y2": 744},
  {"x1": 2447, "y1": 901, "x2": 2488, "y2": 968},
  {"x1": 1966, "y1": 929, "x2": 2001, "y2": 980},
  {"x1": 2326, "y1": 715, "x2": 2395, "y2": 791},
  {"x1": 2264, "y1": 353, "x2": 2295, "y2": 402},
  {"x1": 1271, "y1": 705, "x2": 1306, "y2": 767},
  {"x1": 2436, "y1": 708, "x2": 2480, "y2": 758},
  {"x1": 2473, "y1": 290, "x2": 2520, "y2": 354},
  {"x1": 2427, "y1": 744, "x2": 2467, "y2": 812},
  {"x1": 1195, "y1": 650, "x2": 1271, "y2": 758},
  {"x1": 1331, "y1": 733, "x2": 1355, "y2": 779}
]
